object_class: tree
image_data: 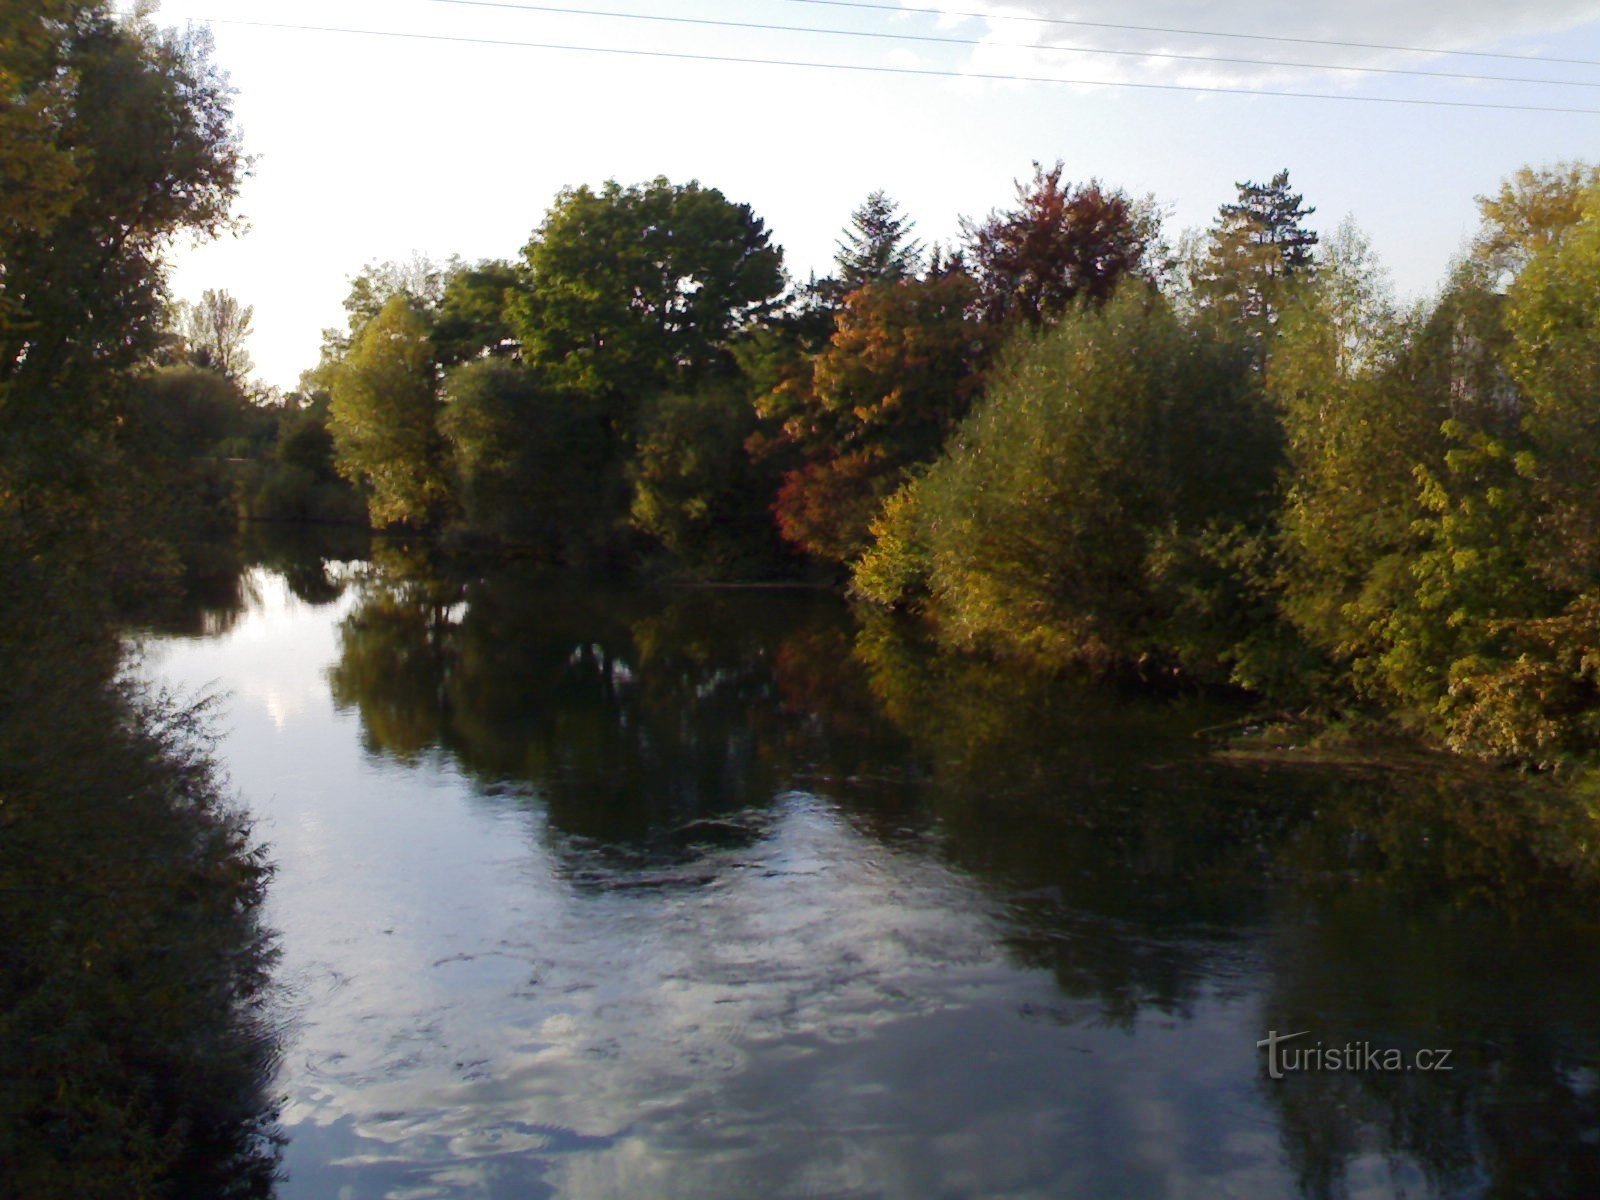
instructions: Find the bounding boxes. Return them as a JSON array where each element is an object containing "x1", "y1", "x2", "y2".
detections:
[
  {"x1": 328, "y1": 295, "x2": 450, "y2": 528},
  {"x1": 1472, "y1": 161, "x2": 1600, "y2": 281},
  {"x1": 440, "y1": 358, "x2": 617, "y2": 562},
  {"x1": 835, "y1": 190, "x2": 924, "y2": 292},
  {"x1": 1, "y1": 7, "x2": 243, "y2": 471},
  {"x1": 509, "y1": 177, "x2": 786, "y2": 407},
  {"x1": 962, "y1": 162, "x2": 1156, "y2": 329},
  {"x1": 431, "y1": 259, "x2": 524, "y2": 367},
  {"x1": 175, "y1": 288, "x2": 254, "y2": 381},
  {"x1": 857, "y1": 288, "x2": 1278, "y2": 675},
  {"x1": 630, "y1": 385, "x2": 787, "y2": 574},
  {"x1": 760, "y1": 267, "x2": 988, "y2": 563},
  {"x1": 1194, "y1": 169, "x2": 1318, "y2": 343},
  {"x1": 1506, "y1": 180, "x2": 1600, "y2": 584}
]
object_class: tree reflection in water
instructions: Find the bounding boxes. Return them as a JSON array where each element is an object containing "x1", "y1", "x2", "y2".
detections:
[
  {"x1": 317, "y1": 550, "x2": 1600, "y2": 1198},
  {"x1": 0, "y1": 546, "x2": 284, "y2": 1197}
]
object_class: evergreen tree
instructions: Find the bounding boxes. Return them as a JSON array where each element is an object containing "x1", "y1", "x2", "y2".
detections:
[
  {"x1": 1195, "y1": 169, "x2": 1318, "y2": 342},
  {"x1": 835, "y1": 190, "x2": 924, "y2": 292}
]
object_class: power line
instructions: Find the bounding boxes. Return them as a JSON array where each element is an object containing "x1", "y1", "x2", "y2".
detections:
[
  {"x1": 424, "y1": 0, "x2": 1600, "y2": 90},
  {"x1": 179, "y1": 16, "x2": 1600, "y2": 115},
  {"x1": 778, "y1": 0, "x2": 1600, "y2": 70}
]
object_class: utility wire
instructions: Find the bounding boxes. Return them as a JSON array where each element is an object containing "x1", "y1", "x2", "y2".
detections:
[
  {"x1": 180, "y1": 16, "x2": 1600, "y2": 115},
  {"x1": 778, "y1": 0, "x2": 1600, "y2": 70},
  {"x1": 424, "y1": 0, "x2": 1600, "y2": 90}
]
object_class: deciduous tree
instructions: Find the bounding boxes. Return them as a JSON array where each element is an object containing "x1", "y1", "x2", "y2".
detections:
[
  {"x1": 328, "y1": 295, "x2": 449, "y2": 528},
  {"x1": 962, "y1": 162, "x2": 1156, "y2": 329},
  {"x1": 510, "y1": 177, "x2": 785, "y2": 409}
]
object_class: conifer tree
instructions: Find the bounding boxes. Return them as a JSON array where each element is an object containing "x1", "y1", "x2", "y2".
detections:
[
  {"x1": 835, "y1": 190, "x2": 924, "y2": 292},
  {"x1": 1196, "y1": 169, "x2": 1318, "y2": 342}
]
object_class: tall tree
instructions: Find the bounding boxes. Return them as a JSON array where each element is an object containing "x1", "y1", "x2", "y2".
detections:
[
  {"x1": 431, "y1": 259, "x2": 524, "y2": 367},
  {"x1": 176, "y1": 288, "x2": 254, "y2": 381},
  {"x1": 760, "y1": 266, "x2": 989, "y2": 564},
  {"x1": 510, "y1": 177, "x2": 786, "y2": 407},
  {"x1": 835, "y1": 190, "x2": 924, "y2": 292},
  {"x1": 0, "y1": 8, "x2": 243, "y2": 470},
  {"x1": 962, "y1": 162, "x2": 1155, "y2": 329},
  {"x1": 1472, "y1": 161, "x2": 1600, "y2": 281},
  {"x1": 328, "y1": 295, "x2": 449, "y2": 528},
  {"x1": 1194, "y1": 169, "x2": 1318, "y2": 341}
]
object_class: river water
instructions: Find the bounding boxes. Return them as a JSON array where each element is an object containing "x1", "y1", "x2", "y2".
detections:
[{"x1": 138, "y1": 542, "x2": 1600, "y2": 1198}]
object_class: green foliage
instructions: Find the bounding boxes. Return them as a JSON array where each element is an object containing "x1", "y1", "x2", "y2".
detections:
[
  {"x1": 1472, "y1": 161, "x2": 1600, "y2": 281},
  {"x1": 440, "y1": 357, "x2": 618, "y2": 563},
  {"x1": 1271, "y1": 243, "x2": 1428, "y2": 669},
  {"x1": 172, "y1": 288, "x2": 254, "y2": 381},
  {"x1": 630, "y1": 386, "x2": 786, "y2": 575},
  {"x1": 244, "y1": 405, "x2": 365, "y2": 525},
  {"x1": 1193, "y1": 168, "x2": 1318, "y2": 348},
  {"x1": 511, "y1": 177, "x2": 785, "y2": 406},
  {"x1": 1273, "y1": 169, "x2": 1600, "y2": 762},
  {"x1": 873, "y1": 287, "x2": 1279, "y2": 674},
  {"x1": 850, "y1": 480, "x2": 930, "y2": 608},
  {"x1": 835, "y1": 189, "x2": 923, "y2": 292},
  {"x1": 432, "y1": 259, "x2": 524, "y2": 367},
  {"x1": 1, "y1": 5, "x2": 243, "y2": 486},
  {"x1": 0, "y1": 13, "x2": 278, "y2": 1190},
  {"x1": 1504, "y1": 179, "x2": 1600, "y2": 590},
  {"x1": 328, "y1": 295, "x2": 450, "y2": 529}
]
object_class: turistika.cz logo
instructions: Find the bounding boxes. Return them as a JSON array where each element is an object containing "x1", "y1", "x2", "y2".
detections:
[{"x1": 1257, "y1": 1030, "x2": 1455, "y2": 1079}]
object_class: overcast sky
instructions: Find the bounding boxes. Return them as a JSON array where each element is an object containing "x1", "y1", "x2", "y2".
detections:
[{"x1": 141, "y1": 0, "x2": 1600, "y2": 390}]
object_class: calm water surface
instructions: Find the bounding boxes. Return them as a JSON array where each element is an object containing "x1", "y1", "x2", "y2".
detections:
[{"x1": 139, "y1": 545, "x2": 1600, "y2": 1198}]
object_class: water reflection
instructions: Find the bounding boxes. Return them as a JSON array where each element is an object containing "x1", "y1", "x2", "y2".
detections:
[
  {"x1": 140, "y1": 544, "x2": 1600, "y2": 1198},
  {"x1": 1, "y1": 537, "x2": 284, "y2": 1195}
]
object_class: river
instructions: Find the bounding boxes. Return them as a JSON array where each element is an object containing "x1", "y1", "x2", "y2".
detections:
[{"x1": 137, "y1": 538, "x2": 1600, "y2": 1198}]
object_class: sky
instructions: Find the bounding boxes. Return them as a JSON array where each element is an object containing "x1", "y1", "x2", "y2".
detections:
[{"x1": 135, "y1": 0, "x2": 1600, "y2": 391}]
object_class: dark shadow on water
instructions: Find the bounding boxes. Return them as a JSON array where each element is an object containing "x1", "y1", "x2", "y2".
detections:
[
  {"x1": 0, "y1": 536, "x2": 284, "y2": 1197},
  {"x1": 307, "y1": 549, "x2": 1600, "y2": 1197}
]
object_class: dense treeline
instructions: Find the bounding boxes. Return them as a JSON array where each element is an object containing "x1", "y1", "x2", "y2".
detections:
[
  {"x1": 1, "y1": 5, "x2": 280, "y2": 1193},
  {"x1": 297, "y1": 157, "x2": 1600, "y2": 767}
]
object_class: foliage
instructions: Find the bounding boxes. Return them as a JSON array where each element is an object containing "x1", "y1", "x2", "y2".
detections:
[
  {"x1": 867, "y1": 287, "x2": 1279, "y2": 675},
  {"x1": 510, "y1": 177, "x2": 785, "y2": 406},
  {"x1": 1472, "y1": 161, "x2": 1600, "y2": 281},
  {"x1": 431, "y1": 259, "x2": 524, "y2": 367},
  {"x1": 244, "y1": 401, "x2": 366, "y2": 525},
  {"x1": 1273, "y1": 170, "x2": 1600, "y2": 762},
  {"x1": 850, "y1": 480, "x2": 929, "y2": 607},
  {"x1": 762, "y1": 268, "x2": 988, "y2": 563},
  {"x1": 1, "y1": 5, "x2": 243, "y2": 481},
  {"x1": 630, "y1": 385, "x2": 787, "y2": 574},
  {"x1": 962, "y1": 161, "x2": 1157, "y2": 329},
  {"x1": 173, "y1": 288, "x2": 254, "y2": 381},
  {"x1": 1504, "y1": 179, "x2": 1600, "y2": 590},
  {"x1": 440, "y1": 357, "x2": 618, "y2": 563},
  {"x1": 834, "y1": 189, "x2": 923, "y2": 293},
  {"x1": 328, "y1": 295, "x2": 450, "y2": 528},
  {"x1": 1193, "y1": 168, "x2": 1318, "y2": 347},
  {"x1": 0, "y1": 9, "x2": 279, "y2": 1193}
]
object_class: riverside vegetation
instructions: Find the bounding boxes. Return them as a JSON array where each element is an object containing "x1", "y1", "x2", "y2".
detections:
[
  {"x1": 258, "y1": 161, "x2": 1599, "y2": 772},
  {"x1": 2, "y1": 5, "x2": 280, "y2": 1195},
  {"x1": 5, "y1": 2, "x2": 1600, "y2": 1192}
]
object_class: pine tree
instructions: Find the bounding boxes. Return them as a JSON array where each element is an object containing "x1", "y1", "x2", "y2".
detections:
[
  {"x1": 1196, "y1": 169, "x2": 1318, "y2": 341},
  {"x1": 835, "y1": 190, "x2": 924, "y2": 292}
]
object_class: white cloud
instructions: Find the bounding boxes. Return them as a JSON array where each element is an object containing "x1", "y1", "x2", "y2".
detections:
[{"x1": 913, "y1": 0, "x2": 1600, "y2": 91}]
